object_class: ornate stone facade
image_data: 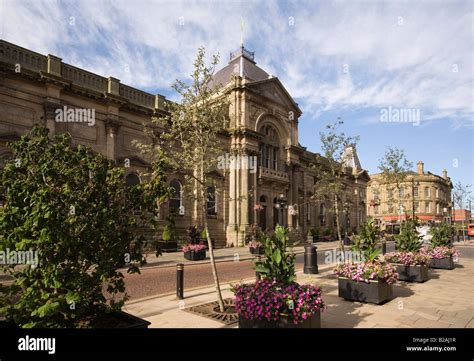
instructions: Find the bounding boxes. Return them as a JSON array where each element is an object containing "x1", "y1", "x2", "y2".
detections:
[
  {"x1": 0, "y1": 40, "x2": 369, "y2": 248},
  {"x1": 367, "y1": 161, "x2": 453, "y2": 227}
]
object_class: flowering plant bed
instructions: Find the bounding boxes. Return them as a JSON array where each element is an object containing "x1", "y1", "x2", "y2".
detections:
[
  {"x1": 384, "y1": 250, "x2": 432, "y2": 266},
  {"x1": 334, "y1": 260, "x2": 399, "y2": 285},
  {"x1": 429, "y1": 246, "x2": 459, "y2": 259},
  {"x1": 428, "y1": 246, "x2": 459, "y2": 270},
  {"x1": 232, "y1": 279, "x2": 325, "y2": 328},
  {"x1": 334, "y1": 260, "x2": 397, "y2": 304},
  {"x1": 384, "y1": 251, "x2": 431, "y2": 282},
  {"x1": 182, "y1": 244, "x2": 206, "y2": 261}
]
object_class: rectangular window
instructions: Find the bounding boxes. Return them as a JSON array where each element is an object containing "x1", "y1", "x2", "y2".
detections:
[
  {"x1": 399, "y1": 188, "x2": 404, "y2": 198},
  {"x1": 414, "y1": 202, "x2": 419, "y2": 213},
  {"x1": 207, "y1": 186, "x2": 217, "y2": 216},
  {"x1": 259, "y1": 144, "x2": 264, "y2": 167},
  {"x1": 306, "y1": 203, "x2": 311, "y2": 222},
  {"x1": 436, "y1": 204, "x2": 440, "y2": 214},
  {"x1": 435, "y1": 188, "x2": 439, "y2": 198},
  {"x1": 424, "y1": 187, "x2": 430, "y2": 198},
  {"x1": 265, "y1": 146, "x2": 271, "y2": 168},
  {"x1": 373, "y1": 190, "x2": 379, "y2": 200},
  {"x1": 425, "y1": 202, "x2": 430, "y2": 213},
  {"x1": 272, "y1": 148, "x2": 278, "y2": 170},
  {"x1": 413, "y1": 187, "x2": 418, "y2": 197}
]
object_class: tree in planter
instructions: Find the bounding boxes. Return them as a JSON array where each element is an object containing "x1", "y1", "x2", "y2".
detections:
[
  {"x1": 135, "y1": 48, "x2": 229, "y2": 312},
  {"x1": 0, "y1": 127, "x2": 168, "y2": 328},
  {"x1": 233, "y1": 225, "x2": 325, "y2": 327},
  {"x1": 312, "y1": 119, "x2": 359, "y2": 260},
  {"x1": 160, "y1": 218, "x2": 176, "y2": 252},
  {"x1": 377, "y1": 147, "x2": 413, "y2": 222},
  {"x1": 255, "y1": 225, "x2": 296, "y2": 283},
  {"x1": 351, "y1": 217, "x2": 381, "y2": 261},
  {"x1": 429, "y1": 222, "x2": 452, "y2": 248},
  {"x1": 334, "y1": 217, "x2": 398, "y2": 303},
  {"x1": 452, "y1": 181, "x2": 472, "y2": 242},
  {"x1": 395, "y1": 219, "x2": 423, "y2": 252}
]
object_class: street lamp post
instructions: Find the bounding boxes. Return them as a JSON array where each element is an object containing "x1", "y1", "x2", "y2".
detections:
[{"x1": 274, "y1": 193, "x2": 288, "y2": 227}]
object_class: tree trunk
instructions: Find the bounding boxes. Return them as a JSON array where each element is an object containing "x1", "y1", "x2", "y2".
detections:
[
  {"x1": 200, "y1": 163, "x2": 225, "y2": 313},
  {"x1": 334, "y1": 194, "x2": 344, "y2": 262}
]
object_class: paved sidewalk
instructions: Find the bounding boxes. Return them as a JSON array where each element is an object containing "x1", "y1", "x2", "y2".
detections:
[
  {"x1": 124, "y1": 245, "x2": 474, "y2": 328},
  {"x1": 140, "y1": 238, "x2": 474, "y2": 269},
  {"x1": 139, "y1": 239, "x2": 346, "y2": 269}
]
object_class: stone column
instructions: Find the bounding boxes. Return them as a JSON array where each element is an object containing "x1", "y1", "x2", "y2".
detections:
[
  {"x1": 226, "y1": 145, "x2": 238, "y2": 246},
  {"x1": 105, "y1": 118, "x2": 119, "y2": 161},
  {"x1": 238, "y1": 149, "x2": 250, "y2": 246},
  {"x1": 43, "y1": 101, "x2": 59, "y2": 138}
]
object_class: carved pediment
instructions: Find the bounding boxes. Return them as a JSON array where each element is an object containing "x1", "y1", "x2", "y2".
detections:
[{"x1": 247, "y1": 78, "x2": 301, "y2": 115}]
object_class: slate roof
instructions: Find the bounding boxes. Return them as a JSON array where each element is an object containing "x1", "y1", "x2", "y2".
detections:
[{"x1": 210, "y1": 46, "x2": 270, "y2": 87}]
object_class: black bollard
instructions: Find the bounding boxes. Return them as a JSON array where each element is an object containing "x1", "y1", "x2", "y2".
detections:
[
  {"x1": 176, "y1": 263, "x2": 184, "y2": 299},
  {"x1": 304, "y1": 244, "x2": 318, "y2": 274},
  {"x1": 255, "y1": 256, "x2": 261, "y2": 281},
  {"x1": 382, "y1": 240, "x2": 387, "y2": 255}
]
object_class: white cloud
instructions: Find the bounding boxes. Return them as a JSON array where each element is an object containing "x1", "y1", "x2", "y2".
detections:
[{"x1": 1, "y1": 0, "x2": 472, "y2": 127}]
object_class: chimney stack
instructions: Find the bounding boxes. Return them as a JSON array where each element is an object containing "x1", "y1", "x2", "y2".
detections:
[
  {"x1": 443, "y1": 169, "x2": 448, "y2": 179},
  {"x1": 417, "y1": 161, "x2": 424, "y2": 175}
]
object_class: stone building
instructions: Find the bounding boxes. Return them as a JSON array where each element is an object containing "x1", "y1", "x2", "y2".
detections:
[
  {"x1": 0, "y1": 40, "x2": 369, "y2": 248},
  {"x1": 367, "y1": 161, "x2": 453, "y2": 227}
]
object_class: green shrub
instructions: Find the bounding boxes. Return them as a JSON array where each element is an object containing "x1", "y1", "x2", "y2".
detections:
[
  {"x1": 255, "y1": 225, "x2": 295, "y2": 283},
  {"x1": 162, "y1": 224, "x2": 174, "y2": 242},
  {"x1": 0, "y1": 127, "x2": 168, "y2": 327},
  {"x1": 395, "y1": 219, "x2": 423, "y2": 252},
  {"x1": 351, "y1": 217, "x2": 380, "y2": 261},
  {"x1": 429, "y1": 222, "x2": 452, "y2": 248},
  {"x1": 323, "y1": 228, "x2": 332, "y2": 236}
]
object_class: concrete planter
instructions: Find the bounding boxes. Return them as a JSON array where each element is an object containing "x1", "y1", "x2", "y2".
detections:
[
  {"x1": 0, "y1": 310, "x2": 150, "y2": 328},
  {"x1": 157, "y1": 240, "x2": 178, "y2": 252},
  {"x1": 393, "y1": 263, "x2": 429, "y2": 283},
  {"x1": 249, "y1": 246, "x2": 264, "y2": 255},
  {"x1": 109, "y1": 310, "x2": 151, "y2": 329},
  {"x1": 183, "y1": 249, "x2": 206, "y2": 261},
  {"x1": 430, "y1": 257, "x2": 455, "y2": 270},
  {"x1": 338, "y1": 277, "x2": 393, "y2": 304},
  {"x1": 239, "y1": 310, "x2": 321, "y2": 328}
]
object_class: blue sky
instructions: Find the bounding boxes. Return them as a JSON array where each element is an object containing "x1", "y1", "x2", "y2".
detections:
[{"x1": 1, "y1": 0, "x2": 472, "y2": 187}]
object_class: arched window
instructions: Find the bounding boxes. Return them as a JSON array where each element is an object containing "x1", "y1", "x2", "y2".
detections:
[
  {"x1": 319, "y1": 203, "x2": 326, "y2": 226},
  {"x1": 207, "y1": 186, "x2": 217, "y2": 216},
  {"x1": 125, "y1": 173, "x2": 141, "y2": 187},
  {"x1": 169, "y1": 179, "x2": 183, "y2": 214},
  {"x1": 258, "y1": 124, "x2": 280, "y2": 170},
  {"x1": 319, "y1": 203, "x2": 325, "y2": 215}
]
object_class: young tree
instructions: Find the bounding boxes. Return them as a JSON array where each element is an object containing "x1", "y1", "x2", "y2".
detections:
[
  {"x1": 0, "y1": 127, "x2": 168, "y2": 327},
  {"x1": 378, "y1": 147, "x2": 413, "y2": 222},
  {"x1": 312, "y1": 119, "x2": 359, "y2": 259},
  {"x1": 452, "y1": 181, "x2": 472, "y2": 242},
  {"x1": 136, "y1": 48, "x2": 229, "y2": 312}
]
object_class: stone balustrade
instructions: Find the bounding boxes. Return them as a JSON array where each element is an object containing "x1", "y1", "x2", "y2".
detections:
[{"x1": 0, "y1": 40, "x2": 165, "y2": 111}]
